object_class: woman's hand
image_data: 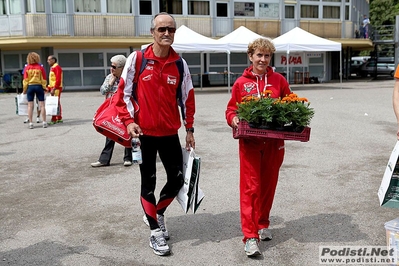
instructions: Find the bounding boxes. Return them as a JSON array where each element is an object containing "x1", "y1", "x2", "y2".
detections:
[{"x1": 231, "y1": 116, "x2": 239, "y2": 129}]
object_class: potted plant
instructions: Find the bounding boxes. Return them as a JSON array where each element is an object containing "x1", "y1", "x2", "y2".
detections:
[
  {"x1": 275, "y1": 94, "x2": 314, "y2": 131},
  {"x1": 237, "y1": 91, "x2": 275, "y2": 128},
  {"x1": 236, "y1": 92, "x2": 314, "y2": 132}
]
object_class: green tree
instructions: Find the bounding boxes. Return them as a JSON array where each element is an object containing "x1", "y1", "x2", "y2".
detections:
[{"x1": 370, "y1": 0, "x2": 399, "y2": 26}]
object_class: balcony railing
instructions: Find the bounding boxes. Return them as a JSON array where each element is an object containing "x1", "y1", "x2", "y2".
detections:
[
  {"x1": 1, "y1": 13, "x2": 395, "y2": 41},
  {"x1": 369, "y1": 25, "x2": 395, "y2": 43}
]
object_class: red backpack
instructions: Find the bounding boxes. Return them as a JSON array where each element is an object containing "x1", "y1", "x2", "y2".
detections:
[{"x1": 92, "y1": 49, "x2": 184, "y2": 147}]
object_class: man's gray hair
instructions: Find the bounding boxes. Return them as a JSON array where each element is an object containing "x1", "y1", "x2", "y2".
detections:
[
  {"x1": 151, "y1": 12, "x2": 176, "y2": 30},
  {"x1": 111, "y1": 54, "x2": 126, "y2": 68}
]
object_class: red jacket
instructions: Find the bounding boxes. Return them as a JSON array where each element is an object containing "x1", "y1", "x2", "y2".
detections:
[
  {"x1": 22, "y1": 63, "x2": 47, "y2": 92},
  {"x1": 116, "y1": 45, "x2": 195, "y2": 136},
  {"x1": 226, "y1": 65, "x2": 291, "y2": 126},
  {"x1": 48, "y1": 63, "x2": 63, "y2": 90}
]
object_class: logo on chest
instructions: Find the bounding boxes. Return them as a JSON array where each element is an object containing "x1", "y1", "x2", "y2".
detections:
[
  {"x1": 167, "y1": 75, "x2": 177, "y2": 85},
  {"x1": 243, "y1": 82, "x2": 255, "y2": 93}
]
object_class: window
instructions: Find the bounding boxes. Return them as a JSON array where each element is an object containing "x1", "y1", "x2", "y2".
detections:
[
  {"x1": 188, "y1": 1, "x2": 209, "y2": 15},
  {"x1": 25, "y1": 0, "x2": 30, "y2": 12},
  {"x1": 83, "y1": 70, "x2": 105, "y2": 86},
  {"x1": 107, "y1": 0, "x2": 131, "y2": 13},
  {"x1": 59, "y1": 53, "x2": 79, "y2": 67},
  {"x1": 301, "y1": 5, "x2": 319, "y2": 18},
  {"x1": 52, "y1": 0, "x2": 66, "y2": 13},
  {"x1": 63, "y1": 70, "x2": 82, "y2": 86},
  {"x1": 20, "y1": 53, "x2": 28, "y2": 66},
  {"x1": 259, "y1": 3, "x2": 279, "y2": 18},
  {"x1": 234, "y1": 2, "x2": 254, "y2": 17},
  {"x1": 4, "y1": 54, "x2": 20, "y2": 68},
  {"x1": 0, "y1": 0, "x2": 5, "y2": 14},
  {"x1": 74, "y1": 0, "x2": 101, "y2": 12},
  {"x1": 36, "y1": 0, "x2": 44, "y2": 12},
  {"x1": 323, "y1": 6, "x2": 339, "y2": 19},
  {"x1": 83, "y1": 53, "x2": 103, "y2": 67},
  {"x1": 26, "y1": 0, "x2": 45, "y2": 12},
  {"x1": 9, "y1": 0, "x2": 21, "y2": 14},
  {"x1": 285, "y1": 6, "x2": 294, "y2": 19},
  {"x1": 139, "y1": 0, "x2": 151, "y2": 15},
  {"x1": 160, "y1": 0, "x2": 182, "y2": 15},
  {"x1": 216, "y1": 2, "x2": 227, "y2": 17},
  {"x1": 345, "y1": 5, "x2": 349, "y2": 20}
]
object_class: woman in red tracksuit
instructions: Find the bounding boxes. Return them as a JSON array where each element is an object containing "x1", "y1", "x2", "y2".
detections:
[{"x1": 225, "y1": 38, "x2": 291, "y2": 257}]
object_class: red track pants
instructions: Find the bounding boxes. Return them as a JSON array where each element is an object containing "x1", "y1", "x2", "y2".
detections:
[
  {"x1": 51, "y1": 88, "x2": 62, "y2": 122},
  {"x1": 239, "y1": 138, "x2": 285, "y2": 243}
]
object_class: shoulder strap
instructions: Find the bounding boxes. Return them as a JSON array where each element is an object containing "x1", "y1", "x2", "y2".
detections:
[
  {"x1": 132, "y1": 49, "x2": 147, "y2": 101},
  {"x1": 175, "y1": 57, "x2": 186, "y2": 120},
  {"x1": 132, "y1": 51, "x2": 184, "y2": 108},
  {"x1": 175, "y1": 57, "x2": 184, "y2": 100}
]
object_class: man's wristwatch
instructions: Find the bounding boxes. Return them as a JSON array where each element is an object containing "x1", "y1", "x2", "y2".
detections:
[{"x1": 186, "y1": 127, "x2": 194, "y2": 133}]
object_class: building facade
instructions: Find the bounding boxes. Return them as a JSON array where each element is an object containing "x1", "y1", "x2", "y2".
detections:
[{"x1": 0, "y1": 0, "x2": 372, "y2": 90}]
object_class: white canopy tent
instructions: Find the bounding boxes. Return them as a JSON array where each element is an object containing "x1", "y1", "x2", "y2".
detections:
[
  {"x1": 141, "y1": 25, "x2": 229, "y2": 89},
  {"x1": 171, "y1": 25, "x2": 228, "y2": 53},
  {"x1": 216, "y1": 26, "x2": 267, "y2": 52},
  {"x1": 216, "y1": 26, "x2": 267, "y2": 88},
  {"x1": 272, "y1": 27, "x2": 342, "y2": 85}
]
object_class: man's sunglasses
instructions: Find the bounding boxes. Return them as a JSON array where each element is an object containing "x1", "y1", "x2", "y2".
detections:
[
  {"x1": 111, "y1": 65, "x2": 120, "y2": 69},
  {"x1": 156, "y1": 27, "x2": 176, "y2": 33}
]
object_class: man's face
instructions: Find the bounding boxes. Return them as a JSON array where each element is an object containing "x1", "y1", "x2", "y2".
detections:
[
  {"x1": 151, "y1": 14, "x2": 176, "y2": 47},
  {"x1": 47, "y1": 57, "x2": 55, "y2": 66}
]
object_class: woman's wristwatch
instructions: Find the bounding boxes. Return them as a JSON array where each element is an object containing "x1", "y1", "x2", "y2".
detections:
[{"x1": 186, "y1": 127, "x2": 194, "y2": 133}]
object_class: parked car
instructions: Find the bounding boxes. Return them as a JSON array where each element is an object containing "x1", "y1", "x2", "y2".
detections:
[
  {"x1": 359, "y1": 61, "x2": 395, "y2": 77},
  {"x1": 350, "y1": 59, "x2": 366, "y2": 76}
]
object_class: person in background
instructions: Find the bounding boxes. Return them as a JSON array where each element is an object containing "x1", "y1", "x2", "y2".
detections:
[
  {"x1": 91, "y1": 55, "x2": 132, "y2": 167},
  {"x1": 362, "y1": 15, "x2": 370, "y2": 39},
  {"x1": 22, "y1": 63, "x2": 42, "y2": 124},
  {"x1": 115, "y1": 12, "x2": 196, "y2": 256},
  {"x1": 22, "y1": 52, "x2": 47, "y2": 129},
  {"x1": 392, "y1": 66, "x2": 399, "y2": 139},
  {"x1": 23, "y1": 98, "x2": 41, "y2": 124},
  {"x1": 225, "y1": 38, "x2": 291, "y2": 257},
  {"x1": 47, "y1": 55, "x2": 63, "y2": 124}
]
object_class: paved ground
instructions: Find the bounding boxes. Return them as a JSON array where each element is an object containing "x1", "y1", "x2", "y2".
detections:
[{"x1": 0, "y1": 78, "x2": 398, "y2": 266}]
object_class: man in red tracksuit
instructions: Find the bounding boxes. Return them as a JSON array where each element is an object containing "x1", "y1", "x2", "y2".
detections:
[
  {"x1": 115, "y1": 12, "x2": 196, "y2": 256},
  {"x1": 225, "y1": 38, "x2": 291, "y2": 257},
  {"x1": 47, "y1": 55, "x2": 63, "y2": 124}
]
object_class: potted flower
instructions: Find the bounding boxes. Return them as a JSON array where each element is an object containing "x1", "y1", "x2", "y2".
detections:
[
  {"x1": 236, "y1": 92, "x2": 314, "y2": 132},
  {"x1": 275, "y1": 94, "x2": 314, "y2": 131},
  {"x1": 237, "y1": 91, "x2": 275, "y2": 128}
]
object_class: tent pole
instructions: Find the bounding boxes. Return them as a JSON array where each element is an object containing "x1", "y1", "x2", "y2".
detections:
[
  {"x1": 228, "y1": 51, "x2": 231, "y2": 93},
  {"x1": 286, "y1": 51, "x2": 289, "y2": 85},
  {"x1": 200, "y1": 52, "x2": 203, "y2": 90},
  {"x1": 340, "y1": 50, "x2": 342, "y2": 89}
]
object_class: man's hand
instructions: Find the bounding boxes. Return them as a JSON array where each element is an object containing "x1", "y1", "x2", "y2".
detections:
[
  {"x1": 185, "y1": 131, "x2": 195, "y2": 150},
  {"x1": 127, "y1": 122, "x2": 142, "y2": 138}
]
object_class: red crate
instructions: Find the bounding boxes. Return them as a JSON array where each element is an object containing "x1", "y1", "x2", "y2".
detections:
[{"x1": 233, "y1": 121, "x2": 311, "y2": 142}]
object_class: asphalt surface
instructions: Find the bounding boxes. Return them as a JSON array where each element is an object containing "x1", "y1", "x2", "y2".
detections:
[{"x1": 1, "y1": 78, "x2": 399, "y2": 266}]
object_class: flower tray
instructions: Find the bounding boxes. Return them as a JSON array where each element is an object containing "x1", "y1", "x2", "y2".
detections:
[{"x1": 233, "y1": 121, "x2": 311, "y2": 142}]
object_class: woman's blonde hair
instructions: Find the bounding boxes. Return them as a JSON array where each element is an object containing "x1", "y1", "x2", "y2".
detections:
[
  {"x1": 26, "y1": 52, "x2": 41, "y2": 65},
  {"x1": 247, "y1": 38, "x2": 276, "y2": 55}
]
